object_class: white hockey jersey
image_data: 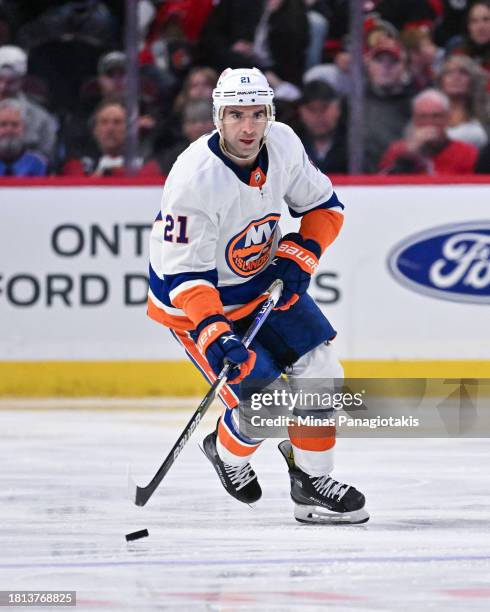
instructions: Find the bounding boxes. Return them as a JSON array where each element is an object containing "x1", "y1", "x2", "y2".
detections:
[{"x1": 148, "y1": 121, "x2": 344, "y2": 331}]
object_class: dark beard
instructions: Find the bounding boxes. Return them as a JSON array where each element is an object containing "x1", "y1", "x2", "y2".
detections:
[{"x1": 0, "y1": 136, "x2": 24, "y2": 161}]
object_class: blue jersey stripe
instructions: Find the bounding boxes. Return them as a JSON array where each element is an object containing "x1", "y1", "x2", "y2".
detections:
[
  {"x1": 218, "y1": 272, "x2": 271, "y2": 305},
  {"x1": 222, "y1": 406, "x2": 262, "y2": 445},
  {"x1": 288, "y1": 190, "x2": 344, "y2": 218},
  {"x1": 149, "y1": 267, "x2": 219, "y2": 306},
  {"x1": 164, "y1": 269, "x2": 219, "y2": 295},
  {"x1": 149, "y1": 264, "x2": 272, "y2": 309}
]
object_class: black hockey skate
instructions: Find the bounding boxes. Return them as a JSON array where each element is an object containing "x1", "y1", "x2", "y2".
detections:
[
  {"x1": 202, "y1": 430, "x2": 262, "y2": 504},
  {"x1": 278, "y1": 440, "x2": 369, "y2": 524}
]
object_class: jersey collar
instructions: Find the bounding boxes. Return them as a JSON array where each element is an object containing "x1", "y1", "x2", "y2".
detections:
[{"x1": 207, "y1": 132, "x2": 268, "y2": 188}]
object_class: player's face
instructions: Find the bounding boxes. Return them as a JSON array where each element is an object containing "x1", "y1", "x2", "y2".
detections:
[{"x1": 220, "y1": 105, "x2": 267, "y2": 162}]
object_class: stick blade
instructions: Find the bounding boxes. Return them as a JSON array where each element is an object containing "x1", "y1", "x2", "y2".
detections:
[
  {"x1": 127, "y1": 466, "x2": 145, "y2": 506},
  {"x1": 134, "y1": 484, "x2": 150, "y2": 507}
]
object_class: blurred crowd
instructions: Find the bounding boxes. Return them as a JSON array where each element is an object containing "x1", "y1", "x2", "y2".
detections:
[{"x1": 0, "y1": 0, "x2": 489, "y2": 177}]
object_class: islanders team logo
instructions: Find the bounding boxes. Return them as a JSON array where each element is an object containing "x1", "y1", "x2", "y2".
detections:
[
  {"x1": 387, "y1": 221, "x2": 490, "y2": 304},
  {"x1": 226, "y1": 214, "x2": 280, "y2": 277}
]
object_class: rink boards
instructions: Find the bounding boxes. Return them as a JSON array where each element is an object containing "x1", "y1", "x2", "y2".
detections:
[{"x1": 0, "y1": 178, "x2": 489, "y2": 395}]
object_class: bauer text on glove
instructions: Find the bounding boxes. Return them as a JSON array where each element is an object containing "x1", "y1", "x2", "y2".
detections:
[
  {"x1": 196, "y1": 315, "x2": 256, "y2": 383},
  {"x1": 268, "y1": 232, "x2": 321, "y2": 310}
]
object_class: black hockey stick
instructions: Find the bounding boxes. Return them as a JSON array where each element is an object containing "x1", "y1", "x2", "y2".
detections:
[{"x1": 130, "y1": 279, "x2": 283, "y2": 506}]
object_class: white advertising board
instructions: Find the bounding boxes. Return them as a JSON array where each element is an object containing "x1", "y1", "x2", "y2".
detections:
[{"x1": 0, "y1": 184, "x2": 489, "y2": 360}]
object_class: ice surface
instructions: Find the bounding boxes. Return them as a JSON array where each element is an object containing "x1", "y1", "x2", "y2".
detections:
[{"x1": 1, "y1": 402, "x2": 490, "y2": 611}]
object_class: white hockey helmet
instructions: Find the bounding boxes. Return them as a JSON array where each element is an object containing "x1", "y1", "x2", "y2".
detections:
[{"x1": 212, "y1": 67, "x2": 275, "y2": 127}]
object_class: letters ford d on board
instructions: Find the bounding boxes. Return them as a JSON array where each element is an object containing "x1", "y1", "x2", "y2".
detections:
[{"x1": 388, "y1": 222, "x2": 490, "y2": 304}]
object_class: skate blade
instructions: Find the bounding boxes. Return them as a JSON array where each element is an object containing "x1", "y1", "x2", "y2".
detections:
[{"x1": 294, "y1": 503, "x2": 370, "y2": 525}]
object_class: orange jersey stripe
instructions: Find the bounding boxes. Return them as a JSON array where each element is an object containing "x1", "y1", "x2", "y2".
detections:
[
  {"x1": 299, "y1": 209, "x2": 344, "y2": 253},
  {"x1": 172, "y1": 285, "x2": 224, "y2": 327},
  {"x1": 288, "y1": 424, "x2": 336, "y2": 452},
  {"x1": 218, "y1": 418, "x2": 261, "y2": 457},
  {"x1": 147, "y1": 293, "x2": 268, "y2": 332},
  {"x1": 174, "y1": 329, "x2": 238, "y2": 409}
]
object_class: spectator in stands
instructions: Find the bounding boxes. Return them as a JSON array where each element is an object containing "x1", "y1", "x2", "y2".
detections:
[
  {"x1": 401, "y1": 26, "x2": 444, "y2": 92},
  {"x1": 96, "y1": 51, "x2": 127, "y2": 100},
  {"x1": 173, "y1": 67, "x2": 218, "y2": 115},
  {"x1": 437, "y1": 54, "x2": 489, "y2": 148},
  {"x1": 0, "y1": 4, "x2": 13, "y2": 46},
  {"x1": 303, "y1": 15, "x2": 402, "y2": 98},
  {"x1": 85, "y1": 50, "x2": 164, "y2": 122},
  {"x1": 15, "y1": 1, "x2": 120, "y2": 113},
  {"x1": 475, "y1": 140, "x2": 490, "y2": 170},
  {"x1": 303, "y1": 35, "x2": 352, "y2": 97},
  {"x1": 199, "y1": 0, "x2": 309, "y2": 88},
  {"x1": 16, "y1": 1, "x2": 119, "y2": 51},
  {"x1": 315, "y1": 0, "x2": 384, "y2": 46},
  {"x1": 62, "y1": 100, "x2": 160, "y2": 177},
  {"x1": 0, "y1": 45, "x2": 58, "y2": 162},
  {"x1": 375, "y1": 0, "x2": 442, "y2": 32},
  {"x1": 303, "y1": 0, "x2": 329, "y2": 69},
  {"x1": 139, "y1": 0, "x2": 213, "y2": 52},
  {"x1": 152, "y1": 66, "x2": 217, "y2": 155},
  {"x1": 433, "y1": 0, "x2": 472, "y2": 47},
  {"x1": 363, "y1": 39, "x2": 415, "y2": 173},
  {"x1": 364, "y1": 15, "x2": 400, "y2": 50},
  {"x1": 446, "y1": 0, "x2": 490, "y2": 80},
  {"x1": 379, "y1": 88, "x2": 479, "y2": 174},
  {"x1": 138, "y1": 0, "x2": 211, "y2": 81},
  {"x1": 64, "y1": 51, "x2": 163, "y2": 161},
  {"x1": 0, "y1": 98, "x2": 47, "y2": 176},
  {"x1": 294, "y1": 80, "x2": 347, "y2": 173},
  {"x1": 157, "y1": 99, "x2": 214, "y2": 175}
]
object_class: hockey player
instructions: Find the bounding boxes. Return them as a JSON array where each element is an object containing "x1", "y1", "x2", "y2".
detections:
[{"x1": 148, "y1": 67, "x2": 369, "y2": 524}]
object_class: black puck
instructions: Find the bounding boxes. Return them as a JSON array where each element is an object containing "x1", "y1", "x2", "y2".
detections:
[{"x1": 125, "y1": 528, "x2": 149, "y2": 542}]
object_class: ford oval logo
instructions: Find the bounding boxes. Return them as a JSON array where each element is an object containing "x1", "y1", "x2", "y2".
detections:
[{"x1": 387, "y1": 222, "x2": 490, "y2": 304}]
